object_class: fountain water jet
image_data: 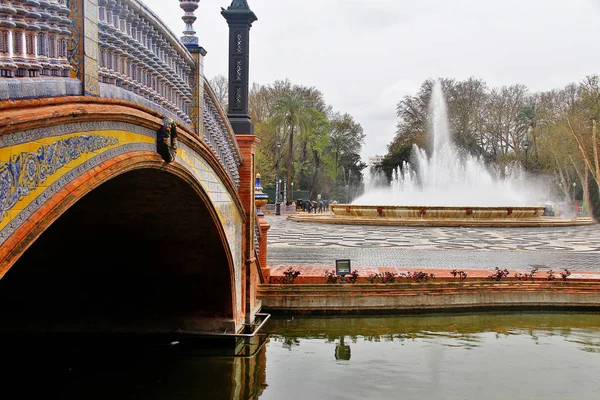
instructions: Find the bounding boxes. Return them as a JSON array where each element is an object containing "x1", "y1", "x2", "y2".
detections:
[
  {"x1": 354, "y1": 80, "x2": 538, "y2": 207},
  {"x1": 323, "y1": 80, "x2": 587, "y2": 226}
]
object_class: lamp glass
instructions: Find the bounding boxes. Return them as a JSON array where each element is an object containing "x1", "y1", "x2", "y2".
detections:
[{"x1": 335, "y1": 259, "x2": 351, "y2": 275}]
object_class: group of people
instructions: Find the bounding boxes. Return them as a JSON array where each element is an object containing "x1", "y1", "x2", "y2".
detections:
[
  {"x1": 543, "y1": 200, "x2": 587, "y2": 217},
  {"x1": 296, "y1": 198, "x2": 329, "y2": 213}
]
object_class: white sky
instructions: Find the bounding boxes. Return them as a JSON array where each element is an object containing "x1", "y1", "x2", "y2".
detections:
[{"x1": 143, "y1": 0, "x2": 600, "y2": 162}]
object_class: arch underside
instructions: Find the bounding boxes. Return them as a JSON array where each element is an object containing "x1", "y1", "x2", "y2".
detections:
[{"x1": 0, "y1": 168, "x2": 236, "y2": 334}]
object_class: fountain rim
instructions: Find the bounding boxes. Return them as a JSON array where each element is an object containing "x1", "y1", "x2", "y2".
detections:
[
  {"x1": 329, "y1": 203, "x2": 550, "y2": 222},
  {"x1": 332, "y1": 204, "x2": 546, "y2": 211}
]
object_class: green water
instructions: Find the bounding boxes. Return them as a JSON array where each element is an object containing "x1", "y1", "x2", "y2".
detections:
[{"x1": 2, "y1": 312, "x2": 600, "y2": 399}]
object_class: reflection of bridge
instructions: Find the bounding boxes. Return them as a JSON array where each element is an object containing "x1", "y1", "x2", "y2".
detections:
[{"x1": 0, "y1": 0, "x2": 268, "y2": 335}]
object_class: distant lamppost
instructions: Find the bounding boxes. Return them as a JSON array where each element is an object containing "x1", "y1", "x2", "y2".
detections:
[
  {"x1": 572, "y1": 182, "x2": 577, "y2": 202},
  {"x1": 275, "y1": 142, "x2": 281, "y2": 216},
  {"x1": 522, "y1": 138, "x2": 531, "y2": 172},
  {"x1": 291, "y1": 182, "x2": 294, "y2": 202},
  {"x1": 279, "y1": 178, "x2": 282, "y2": 206}
]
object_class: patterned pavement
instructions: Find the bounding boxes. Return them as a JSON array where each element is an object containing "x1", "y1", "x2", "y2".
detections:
[{"x1": 265, "y1": 215, "x2": 600, "y2": 271}]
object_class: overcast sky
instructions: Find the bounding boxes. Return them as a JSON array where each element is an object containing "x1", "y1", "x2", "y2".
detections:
[{"x1": 144, "y1": 0, "x2": 600, "y2": 162}]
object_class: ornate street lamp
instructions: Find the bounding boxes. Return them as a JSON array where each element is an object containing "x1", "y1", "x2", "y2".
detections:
[
  {"x1": 522, "y1": 138, "x2": 531, "y2": 172},
  {"x1": 222, "y1": 0, "x2": 258, "y2": 134},
  {"x1": 275, "y1": 142, "x2": 281, "y2": 216}
]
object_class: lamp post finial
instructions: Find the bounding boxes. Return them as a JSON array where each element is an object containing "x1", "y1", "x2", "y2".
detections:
[{"x1": 179, "y1": 0, "x2": 200, "y2": 46}]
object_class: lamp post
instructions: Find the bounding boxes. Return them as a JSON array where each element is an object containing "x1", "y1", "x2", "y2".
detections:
[
  {"x1": 522, "y1": 138, "x2": 531, "y2": 172},
  {"x1": 275, "y1": 142, "x2": 281, "y2": 216},
  {"x1": 291, "y1": 182, "x2": 294, "y2": 202},
  {"x1": 572, "y1": 182, "x2": 577, "y2": 203}
]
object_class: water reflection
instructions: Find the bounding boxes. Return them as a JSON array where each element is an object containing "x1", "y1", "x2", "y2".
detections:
[
  {"x1": 334, "y1": 336, "x2": 351, "y2": 360},
  {"x1": 265, "y1": 311, "x2": 600, "y2": 352},
  {"x1": 1, "y1": 312, "x2": 599, "y2": 399},
  {"x1": 0, "y1": 334, "x2": 270, "y2": 400},
  {"x1": 260, "y1": 312, "x2": 600, "y2": 400}
]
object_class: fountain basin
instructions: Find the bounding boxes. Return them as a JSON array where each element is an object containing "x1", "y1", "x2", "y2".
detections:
[{"x1": 331, "y1": 204, "x2": 545, "y2": 220}]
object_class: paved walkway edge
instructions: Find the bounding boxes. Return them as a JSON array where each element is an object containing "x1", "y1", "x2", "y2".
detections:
[{"x1": 266, "y1": 266, "x2": 600, "y2": 284}]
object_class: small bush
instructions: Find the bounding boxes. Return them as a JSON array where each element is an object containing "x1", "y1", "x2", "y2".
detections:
[
  {"x1": 347, "y1": 270, "x2": 359, "y2": 284},
  {"x1": 381, "y1": 271, "x2": 397, "y2": 284},
  {"x1": 546, "y1": 269, "x2": 555, "y2": 281},
  {"x1": 450, "y1": 269, "x2": 467, "y2": 281},
  {"x1": 325, "y1": 270, "x2": 339, "y2": 284},
  {"x1": 278, "y1": 267, "x2": 301, "y2": 284},
  {"x1": 408, "y1": 271, "x2": 435, "y2": 283},
  {"x1": 489, "y1": 267, "x2": 510, "y2": 281},
  {"x1": 515, "y1": 267, "x2": 538, "y2": 281},
  {"x1": 560, "y1": 268, "x2": 571, "y2": 281},
  {"x1": 366, "y1": 273, "x2": 380, "y2": 283}
]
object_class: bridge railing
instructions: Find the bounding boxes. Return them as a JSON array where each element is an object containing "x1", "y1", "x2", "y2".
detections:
[
  {"x1": 0, "y1": 0, "x2": 242, "y2": 189},
  {"x1": 97, "y1": 0, "x2": 194, "y2": 129},
  {"x1": 0, "y1": 0, "x2": 81, "y2": 97},
  {"x1": 204, "y1": 81, "x2": 241, "y2": 189}
]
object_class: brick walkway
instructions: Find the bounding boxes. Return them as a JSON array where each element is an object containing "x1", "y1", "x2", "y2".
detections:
[{"x1": 265, "y1": 215, "x2": 600, "y2": 280}]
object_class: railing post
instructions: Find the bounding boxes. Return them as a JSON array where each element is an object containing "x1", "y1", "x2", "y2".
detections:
[
  {"x1": 187, "y1": 47, "x2": 206, "y2": 137},
  {"x1": 68, "y1": 0, "x2": 100, "y2": 96},
  {"x1": 179, "y1": 0, "x2": 206, "y2": 136}
]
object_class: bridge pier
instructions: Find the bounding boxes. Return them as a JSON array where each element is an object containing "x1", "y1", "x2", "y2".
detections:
[{"x1": 237, "y1": 135, "x2": 263, "y2": 327}]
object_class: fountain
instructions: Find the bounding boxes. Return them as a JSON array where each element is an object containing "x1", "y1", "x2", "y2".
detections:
[{"x1": 322, "y1": 80, "x2": 590, "y2": 226}]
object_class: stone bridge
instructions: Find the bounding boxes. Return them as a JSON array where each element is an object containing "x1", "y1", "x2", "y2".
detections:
[{"x1": 0, "y1": 0, "x2": 268, "y2": 335}]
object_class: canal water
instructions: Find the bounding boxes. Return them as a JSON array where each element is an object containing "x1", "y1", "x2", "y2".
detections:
[{"x1": 2, "y1": 311, "x2": 599, "y2": 399}]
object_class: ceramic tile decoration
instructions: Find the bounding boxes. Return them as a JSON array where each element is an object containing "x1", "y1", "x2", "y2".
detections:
[{"x1": 177, "y1": 142, "x2": 243, "y2": 316}]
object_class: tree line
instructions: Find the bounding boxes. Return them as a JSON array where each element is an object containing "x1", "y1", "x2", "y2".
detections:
[
  {"x1": 210, "y1": 76, "x2": 366, "y2": 203},
  {"x1": 382, "y1": 75, "x2": 600, "y2": 220}
]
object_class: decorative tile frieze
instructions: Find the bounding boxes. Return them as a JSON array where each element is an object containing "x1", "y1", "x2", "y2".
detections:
[
  {"x1": 0, "y1": 140, "x2": 152, "y2": 246},
  {"x1": 0, "y1": 133, "x2": 119, "y2": 221},
  {"x1": 0, "y1": 120, "x2": 154, "y2": 149}
]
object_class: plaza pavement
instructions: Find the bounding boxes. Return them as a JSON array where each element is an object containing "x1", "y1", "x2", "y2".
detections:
[{"x1": 265, "y1": 214, "x2": 600, "y2": 280}]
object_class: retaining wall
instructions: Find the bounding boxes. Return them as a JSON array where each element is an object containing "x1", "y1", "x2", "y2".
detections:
[{"x1": 258, "y1": 282, "x2": 600, "y2": 314}]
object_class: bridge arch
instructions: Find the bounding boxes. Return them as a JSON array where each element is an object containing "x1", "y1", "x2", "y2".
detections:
[{"x1": 0, "y1": 99, "x2": 246, "y2": 334}]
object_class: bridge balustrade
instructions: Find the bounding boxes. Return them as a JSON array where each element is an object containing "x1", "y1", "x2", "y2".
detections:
[
  {"x1": 204, "y1": 84, "x2": 241, "y2": 189},
  {"x1": 97, "y1": 0, "x2": 194, "y2": 128},
  {"x1": 0, "y1": 0, "x2": 72, "y2": 78},
  {"x1": 0, "y1": 0, "x2": 242, "y2": 189}
]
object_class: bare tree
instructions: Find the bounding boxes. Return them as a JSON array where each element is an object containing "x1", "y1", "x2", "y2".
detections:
[{"x1": 208, "y1": 75, "x2": 228, "y2": 111}]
